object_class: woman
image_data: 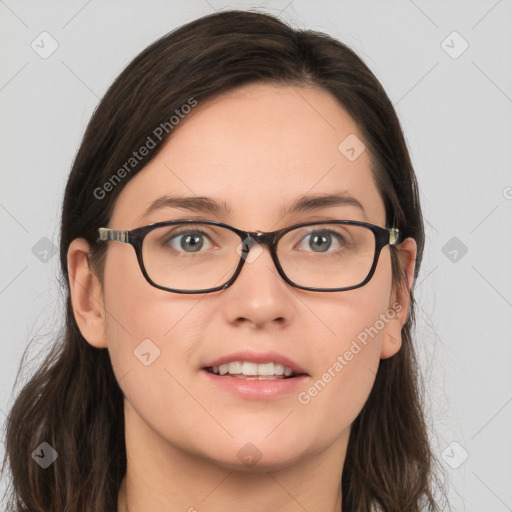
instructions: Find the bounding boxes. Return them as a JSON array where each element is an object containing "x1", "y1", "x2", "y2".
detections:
[{"x1": 2, "y1": 9, "x2": 448, "y2": 512}]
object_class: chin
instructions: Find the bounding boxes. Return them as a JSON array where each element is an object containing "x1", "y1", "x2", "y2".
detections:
[
  {"x1": 212, "y1": 453, "x2": 303, "y2": 473},
  {"x1": 201, "y1": 438, "x2": 307, "y2": 473}
]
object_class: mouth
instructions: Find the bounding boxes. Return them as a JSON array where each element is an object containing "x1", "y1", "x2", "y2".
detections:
[
  {"x1": 201, "y1": 356, "x2": 309, "y2": 399},
  {"x1": 202, "y1": 361, "x2": 306, "y2": 380}
]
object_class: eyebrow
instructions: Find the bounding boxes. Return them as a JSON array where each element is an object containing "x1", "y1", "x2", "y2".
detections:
[{"x1": 138, "y1": 191, "x2": 366, "y2": 221}]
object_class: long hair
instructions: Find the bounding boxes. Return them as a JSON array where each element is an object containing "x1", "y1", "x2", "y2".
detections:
[{"x1": 2, "y1": 10, "x2": 448, "y2": 511}]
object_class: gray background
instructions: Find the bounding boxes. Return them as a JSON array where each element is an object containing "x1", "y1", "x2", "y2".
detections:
[{"x1": 1, "y1": 0, "x2": 511, "y2": 510}]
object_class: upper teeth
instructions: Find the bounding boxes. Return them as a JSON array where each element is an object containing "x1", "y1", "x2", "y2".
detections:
[{"x1": 210, "y1": 361, "x2": 295, "y2": 377}]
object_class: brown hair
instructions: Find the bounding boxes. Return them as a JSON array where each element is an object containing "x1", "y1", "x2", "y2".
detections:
[{"x1": 2, "y1": 10, "x2": 449, "y2": 511}]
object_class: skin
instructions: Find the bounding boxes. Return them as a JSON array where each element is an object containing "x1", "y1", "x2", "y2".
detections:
[{"x1": 67, "y1": 83, "x2": 416, "y2": 512}]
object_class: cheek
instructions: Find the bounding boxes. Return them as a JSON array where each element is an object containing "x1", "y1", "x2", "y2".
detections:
[
  {"x1": 101, "y1": 242, "x2": 204, "y2": 336},
  {"x1": 100, "y1": 245, "x2": 198, "y2": 396},
  {"x1": 102, "y1": 244, "x2": 165, "y2": 340},
  {"x1": 296, "y1": 249, "x2": 393, "y2": 424},
  {"x1": 100, "y1": 253, "x2": 210, "y2": 451}
]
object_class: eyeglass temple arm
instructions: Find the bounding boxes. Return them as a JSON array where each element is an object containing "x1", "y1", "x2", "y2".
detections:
[
  {"x1": 97, "y1": 228, "x2": 129, "y2": 243},
  {"x1": 389, "y1": 228, "x2": 401, "y2": 245},
  {"x1": 97, "y1": 226, "x2": 402, "y2": 246}
]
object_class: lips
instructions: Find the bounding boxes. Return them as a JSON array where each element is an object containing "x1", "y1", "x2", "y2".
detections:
[{"x1": 201, "y1": 362, "x2": 310, "y2": 400}]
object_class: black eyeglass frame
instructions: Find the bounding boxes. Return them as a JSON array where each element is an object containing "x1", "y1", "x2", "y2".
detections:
[{"x1": 97, "y1": 219, "x2": 403, "y2": 294}]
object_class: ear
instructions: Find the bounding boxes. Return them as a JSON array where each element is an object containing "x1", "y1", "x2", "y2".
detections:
[
  {"x1": 380, "y1": 237, "x2": 417, "y2": 359},
  {"x1": 67, "y1": 238, "x2": 108, "y2": 349}
]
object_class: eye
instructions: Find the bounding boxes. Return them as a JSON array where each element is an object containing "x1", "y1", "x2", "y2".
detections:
[
  {"x1": 295, "y1": 229, "x2": 347, "y2": 253},
  {"x1": 164, "y1": 229, "x2": 214, "y2": 253}
]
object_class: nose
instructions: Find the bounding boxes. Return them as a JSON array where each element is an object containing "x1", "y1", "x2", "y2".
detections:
[{"x1": 221, "y1": 236, "x2": 293, "y2": 329}]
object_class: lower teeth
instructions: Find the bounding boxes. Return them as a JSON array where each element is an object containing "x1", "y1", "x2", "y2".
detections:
[
  {"x1": 229, "y1": 374, "x2": 285, "y2": 380},
  {"x1": 206, "y1": 370, "x2": 290, "y2": 379}
]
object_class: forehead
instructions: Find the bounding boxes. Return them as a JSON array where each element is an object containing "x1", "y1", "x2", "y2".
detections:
[{"x1": 111, "y1": 82, "x2": 386, "y2": 229}]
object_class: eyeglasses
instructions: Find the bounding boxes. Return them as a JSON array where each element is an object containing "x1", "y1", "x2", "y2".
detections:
[{"x1": 97, "y1": 220, "x2": 402, "y2": 294}]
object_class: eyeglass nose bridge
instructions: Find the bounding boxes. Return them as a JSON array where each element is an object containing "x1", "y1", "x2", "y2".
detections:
[{"x1": 239, "y1": 230, "x2": 278, "y2": 258}]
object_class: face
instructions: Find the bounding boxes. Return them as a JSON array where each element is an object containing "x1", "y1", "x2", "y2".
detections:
[{"x1": 73, "y1": 82, "x2": 414, "y2": 473}]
